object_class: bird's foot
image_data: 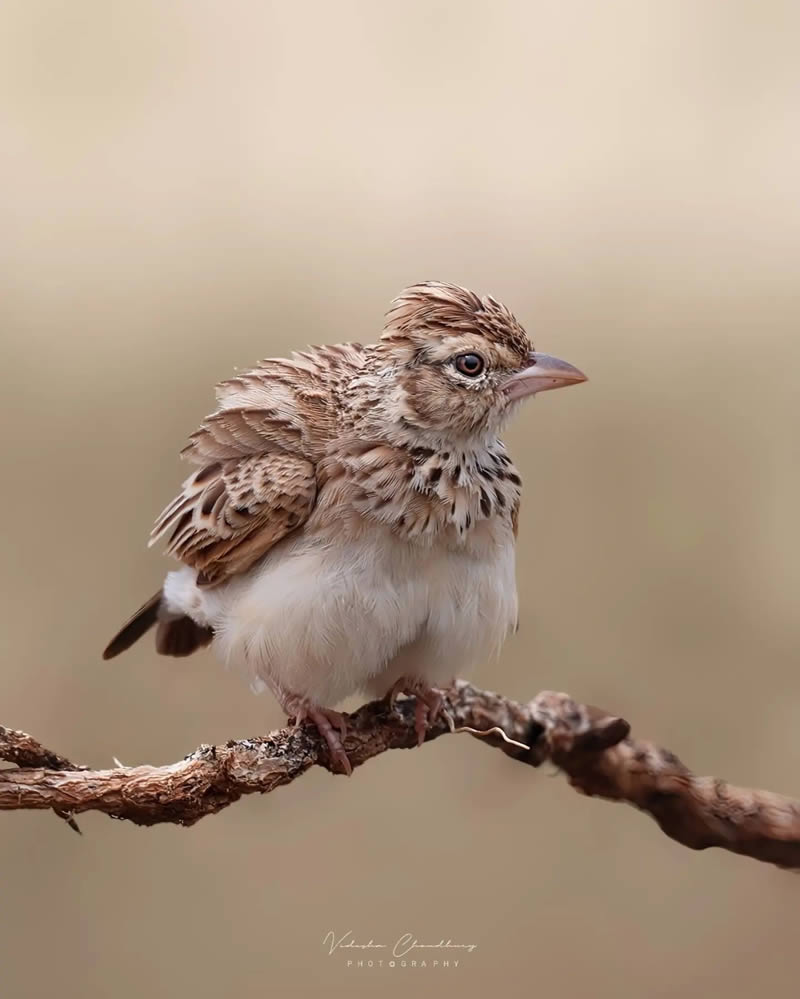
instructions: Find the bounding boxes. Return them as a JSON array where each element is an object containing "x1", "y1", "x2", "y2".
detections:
[
  {"x1": 387, "y1": 677, "x2": 445, "y2": 746},
  {"x1": 288, "y1": 702, "x2": 352, "y2": 776}
]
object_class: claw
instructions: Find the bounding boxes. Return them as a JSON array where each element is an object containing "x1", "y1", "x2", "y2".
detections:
[
  {"x1": 386, "y1": 677, "x2": 444, "y2": 746},
  {"x1": 290, "y1": 703, "x2": 352, "y2": 775},
  {"x1": 414, "y1": 698, "x2": 428, "y2": 746}
]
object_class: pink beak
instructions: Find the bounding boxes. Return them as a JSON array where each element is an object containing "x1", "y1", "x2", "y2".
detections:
[{"x1": 503, "y1": 351, "x2": 587, "y2": 401}]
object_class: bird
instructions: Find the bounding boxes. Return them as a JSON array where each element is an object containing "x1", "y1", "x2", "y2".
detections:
[{"x1": 103, "y1": 282, "x2": 587, "y2": 773}]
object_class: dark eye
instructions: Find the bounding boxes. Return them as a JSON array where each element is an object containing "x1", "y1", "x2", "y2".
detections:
[{"x1": 454, "y1": 353, "x2": 485, "y2": 377}]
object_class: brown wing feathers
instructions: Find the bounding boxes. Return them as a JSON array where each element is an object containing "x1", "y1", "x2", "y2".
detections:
[
  {"x1": 106, "y1": 345, "x2": 365, "y2": 658},
  {"x1": 149, "y1": 449, "x2": 316, "y2": 586},
  {"x1": 180, "y1": 407, "x2": 306, "y2": 461},
  {"x1": 146, "y1": 347, "x2": 367, "y2": 586}
]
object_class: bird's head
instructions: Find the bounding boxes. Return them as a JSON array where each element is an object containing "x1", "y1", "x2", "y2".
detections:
[{"x1": 379, "y1": 282, "x2": 587, "y2": 445}]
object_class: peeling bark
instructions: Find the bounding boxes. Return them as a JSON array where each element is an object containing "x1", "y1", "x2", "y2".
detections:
[{"x1": 2, "y1": 682, "x2": 799, "y2": 869}]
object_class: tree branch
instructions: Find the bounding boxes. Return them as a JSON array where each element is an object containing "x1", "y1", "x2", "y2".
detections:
[{"x1": 2, "y1": 681, "x2": 799, "y2": 869}]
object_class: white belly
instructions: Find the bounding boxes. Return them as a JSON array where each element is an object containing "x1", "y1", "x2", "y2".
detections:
[{"x1": 162, "y1": 523, "x2": 518, "y2": 708}]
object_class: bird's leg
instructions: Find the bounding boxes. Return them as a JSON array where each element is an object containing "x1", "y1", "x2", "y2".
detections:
[
  {"x1": 387, "y1": 677, "x2": 445, "y2": 746},
  {"x1": 281, "y1": 693, "x2": 352, "y2": 776}
]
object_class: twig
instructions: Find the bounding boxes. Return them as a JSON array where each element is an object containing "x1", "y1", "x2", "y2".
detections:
[
  {"x1": 1, "y1": 682, "x2": 799, "y2": 869},
  {"x1": 0, "y1": 725, "x2": 84, "y2": 771}
]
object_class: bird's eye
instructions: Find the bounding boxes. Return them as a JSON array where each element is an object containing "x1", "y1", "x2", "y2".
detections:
[{"x1": 454, "y1": 353, "x2": 485, "y2": 377}]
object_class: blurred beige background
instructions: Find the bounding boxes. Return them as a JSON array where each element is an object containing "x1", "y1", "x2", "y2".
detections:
[{"x1": 2, "y1": 1, "x2": 799, "y2": 996}]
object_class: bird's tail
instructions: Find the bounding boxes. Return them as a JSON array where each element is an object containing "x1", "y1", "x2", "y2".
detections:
[{"x1": 103, "y1": 590, "x2": 213, "y2": 660}]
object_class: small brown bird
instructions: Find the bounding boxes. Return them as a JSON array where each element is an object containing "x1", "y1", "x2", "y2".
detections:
[{"x1": 104, "y1": 282, "x2": 586, "y2": 772}]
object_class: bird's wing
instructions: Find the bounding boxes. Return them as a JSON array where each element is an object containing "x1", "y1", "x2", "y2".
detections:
[
  {"x1": 149, "y1": 449, "x2": 317, "y2": 585},
  {"x1": 149, "y1": 343, "x2": 366, "y2": 585}
]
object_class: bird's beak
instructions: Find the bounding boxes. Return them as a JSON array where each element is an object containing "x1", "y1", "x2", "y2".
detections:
[{"x1": 503, "y1": 351, "x2": 588, "y2": 401}]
